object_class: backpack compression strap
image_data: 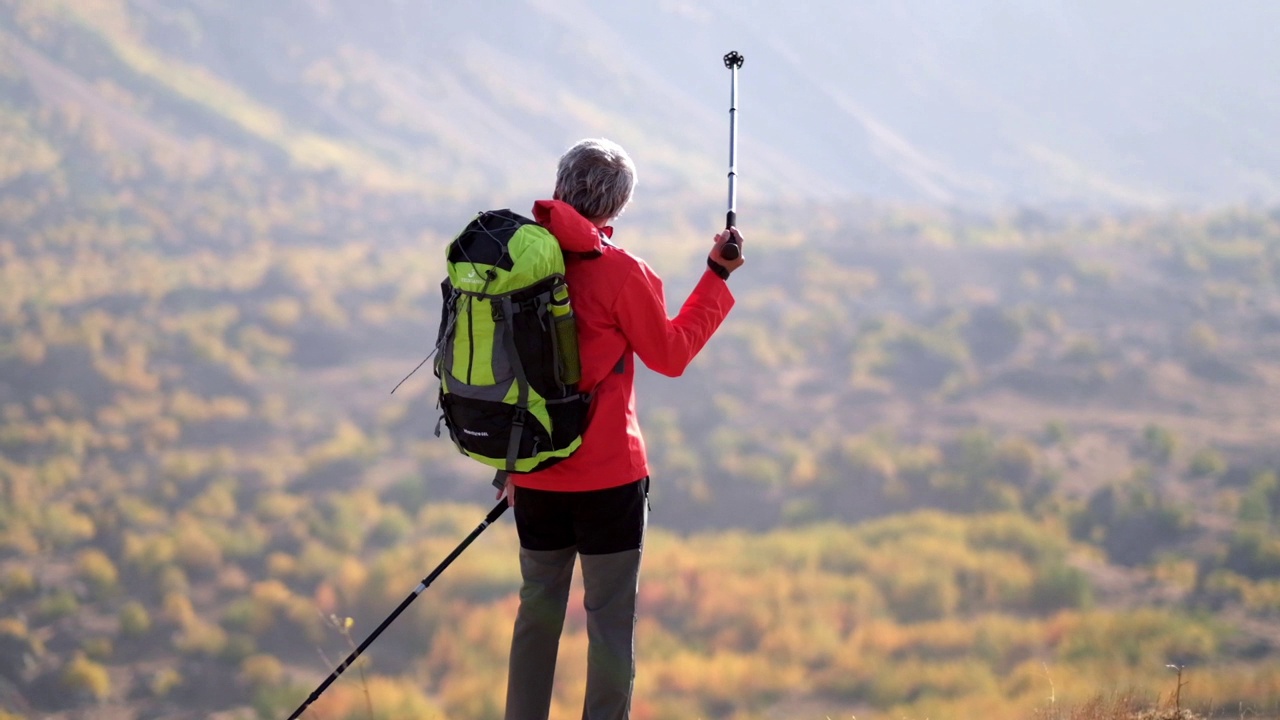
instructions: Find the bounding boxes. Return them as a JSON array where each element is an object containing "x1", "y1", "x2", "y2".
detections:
[{"x1": 499, "y1": 295, "x2": 531, "y2": 473}]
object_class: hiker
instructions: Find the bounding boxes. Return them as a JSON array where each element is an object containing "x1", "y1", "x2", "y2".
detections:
[{"x1": 500, "y1": 138, "x2": 744, "y2": 720}]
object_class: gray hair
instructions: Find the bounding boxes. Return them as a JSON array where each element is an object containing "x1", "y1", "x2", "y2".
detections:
[{"x1": 553, "y1": 139, "x2": 636, "y2": 223}]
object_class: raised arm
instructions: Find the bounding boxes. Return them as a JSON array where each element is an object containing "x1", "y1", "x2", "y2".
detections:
[{"x1": 614, "y1": 262, "x2": 735, "y2": 378}]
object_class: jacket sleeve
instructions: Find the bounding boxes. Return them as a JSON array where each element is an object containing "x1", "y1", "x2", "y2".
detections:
[{"x1": 613, "y1": 263, "x2": 735, "y2": 377}]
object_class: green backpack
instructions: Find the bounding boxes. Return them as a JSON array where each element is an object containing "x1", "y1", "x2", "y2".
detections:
[{"x1": 433, "y1": 209, "x2": 588, "y2": 474}]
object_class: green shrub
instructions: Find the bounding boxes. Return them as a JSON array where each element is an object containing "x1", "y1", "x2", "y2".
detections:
[
  {"x1": 61, "y1": 653, "x2": 111, "y2": 703},
  {"x1": 158, "y1": 565, "x2": 190, "y2": 595},
  {"x1": 1139, "y1": 424, "x2": 1178, "y2": 465},
  {"x1": 369, "y1": 506, "x2": 412, "y2": 547},
  {"x1": 1029, "y1": 561, "x2": 1093, "y2": 612},
  {"x1": 1043, "y1": 420, "x2": 1071, "y2": 446},
  {"x1": 149, "y1": 667, "x2": 183, "y2": 698},
  {"x1": 39, "y1": 503, "x2": 95, "y2": 548},
  {"x1": 35, "y1": 589, "x2": 79, "y2": 622},
  {"x1": 883, "y1": 568, "x2": 958, "y2": 622},
  {"x1": 118, "y1": 600, "x2": 152, "y2": 637},
  {"x1": 1189, "y1": 447, "x2": 1227, "y2": 479},
  {"x1": 220, "y1": 632, "x2": 257, "y2": 663},
  {"x1": 75, "y1": 548, "x2": 119, "y2": 597},
  {"x1": 239, "y1": 653, "x2": 284, "y2": 688},
  {"x1": 1, "y1": 566, "x2": 36, "y2": 596},
  {"x1": 0, "y1": 618, "x2": 43, "y2": 660},
  {"x1": 173, "y1": 618, "x2": 228, "y2": 657},
  {"x1": 1225, "y1": 528, "x2": 1280, "y2": 579},
  {"x1": 82, "y1": 636, "x2": 113, "y2": 661}
]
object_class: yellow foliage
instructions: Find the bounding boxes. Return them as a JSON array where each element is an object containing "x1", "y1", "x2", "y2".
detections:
[
  {"x1": 75, "y1": 547, "x2": 119, "y2": 593},
  {"x1": 61, "y1": 653, "x2": 111, "y2": 702},
  {"x1": 265, "y1": 551, "x2": 298, "y2": 579},
  {"x1": 173, "y1": 617, "x2": 227, "y2": 657},
  {"x1": 308, "y1": 675, "x2": 446, "y2": 720},
  {"x1": 190, "y1": 482, "x2": 238, "y2": 519},
  {"x1": 173, "y1": 521, "x2": 224, "y2": 573},
  {"x1": 40, "y1": 502, "x2": 96, "y2": 547},
  {"x1": 82, "y1": 636, "x2": 113, "y2": 660},
  {"x1": 257, "y1": 491, "x2": 306, "y2": 520},
  {"x1": 161, "y1": 591, "x2": 196, "y2": 628},
  {"x1": 332, "y1": 556, "x2": 369, "y2": 604},
  {"x1": 0, "y1": 618, "x2": 28, "y2": 639},
  {"x1": 2, "y1": 565, "x2": 36, "y2": 595},
  {"x1": 149, "y1": 667, "x2": 183, "y2": 698},
  {"x1": 118, "y1": 601, "x2": 151, "y2": 637},
  {"x1": 251, "y1": 579, "x2": 294, "y2": 607},
  {"x1": 239, "y1": 653, "x2": 283, "y2": 688}
]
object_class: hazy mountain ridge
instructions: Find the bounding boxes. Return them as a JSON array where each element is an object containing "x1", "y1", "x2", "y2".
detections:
[{"x1": 5, "y1": 0, "x2": 1280, "y2": 209}]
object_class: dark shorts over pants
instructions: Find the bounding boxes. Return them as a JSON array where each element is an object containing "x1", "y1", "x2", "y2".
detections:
[{"x1": 505, "y1": 478, "x2": 649, "y2": 720}]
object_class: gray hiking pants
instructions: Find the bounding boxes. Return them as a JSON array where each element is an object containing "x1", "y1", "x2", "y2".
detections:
[{"x1": 505, "y1": 479, "x2": 648, "y2": 720}]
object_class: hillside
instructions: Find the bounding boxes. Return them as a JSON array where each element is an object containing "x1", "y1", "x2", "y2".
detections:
[
  {"x1": 4, "y1": 0, "x2": 1280, "y2": 209},
  {"x1": 4, "y1": 1, "x2": 1280, "y2": 719},
  {"x1": 4, "y1": 101, "x2": 1280, "y2": 716}
]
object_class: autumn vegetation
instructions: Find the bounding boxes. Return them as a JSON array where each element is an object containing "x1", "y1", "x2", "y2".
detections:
[{"x1": 4, "y1": 1, "x2": 1280, "y2": 719}]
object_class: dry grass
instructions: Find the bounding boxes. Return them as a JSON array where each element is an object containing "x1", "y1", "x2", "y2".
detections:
[{"x1": 1033, "y1": 693, "x2": 1204, "y2": 720}]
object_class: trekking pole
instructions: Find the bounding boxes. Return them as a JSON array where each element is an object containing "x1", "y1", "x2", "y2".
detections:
[
  {"x1": 284, "y1": 499, "x2": 510, "y2": 720},
  {"x1": 721, "y1": 50, "x2": 745, "y2": 261}
]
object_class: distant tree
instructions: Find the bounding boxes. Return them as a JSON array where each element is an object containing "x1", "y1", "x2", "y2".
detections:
[
  {"x1": 118, "y1": 601, "x2": 152, "y2": 638},
  {"x1": 35, "y1": 590, "x2": 79, "y2": 622},
  {"x1": 60, "y1": 653, "x2": 111, "y2": 703},
  {"x1": 1029, "y1": 561, "x2": 1093, "y2": 612},
  {"x1": 172, "y1": 520, "x2": 224, "y2": 575},
  {"x1": 239, "y1": 653, "x2": 284, "y2": 689},
  {"x1": 173, "y1": 617, "x2": 228, "y2": 658},
  {"x1": 1138, "y1": 424, "x2": 1178, "y2": 465},
  {"x1": 962, "y1": 306, "x2": 1025, "y2": 365},
  {"x1": 1, "y1": 566, "x2": 37, "y2": 597},
  {"x1": 1079, "y1": 482, "x2": 1195, "y2": 565},
  {"x1": 1223, "y1": 527, "x2": 1280, "y2": 579},
  {"x1": 993, "y1": 437, "x2": 1040, "y2": 487},
  {"x1": 1042, "y1": 419, "x2": 1071, "y2": 447},
  {"x1": 1188, "y1": 446, "x2": 1227, "y2": 479},
  {"x1": 38, "y1": 502, "x2": 95, "y2": 548},
  {"x1": 880, "y1": 333, "x2": 967, "y2": 393},
  {"x1": 81, "y1": 636, "x2": 113, "y2": 661},
  {"x1": 368, "y1": 506, "x2": 412, "y2": 547},
  {"x1": 0, "y1": 619, "x2": 43, "y2": 684},
  {"x1": 74, "y1": 548, "x2": 119, "y2": 599},
  {"x1": 148, "y1": 667, "x2": 183, "y2": 698}
]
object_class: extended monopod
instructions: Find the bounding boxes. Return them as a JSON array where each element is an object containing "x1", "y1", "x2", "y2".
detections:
[
  {"x1": 284, "y1": 499, "x2": 509, "y2": 720},
  {"x1": 721, "y1": 50, "x2": 745, "y2": 261}
]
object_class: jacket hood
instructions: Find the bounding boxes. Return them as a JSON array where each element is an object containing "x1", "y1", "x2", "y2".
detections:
[{"x1": 532, "y1": 199, "x2": 609, "y2": 256}]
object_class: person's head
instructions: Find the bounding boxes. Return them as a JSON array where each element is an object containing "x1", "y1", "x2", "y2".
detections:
[{"x1": 553, "y1": 138, "x2": 636, "y2": 226}]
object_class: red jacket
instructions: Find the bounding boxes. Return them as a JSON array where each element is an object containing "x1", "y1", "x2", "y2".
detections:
[{"x1": 513, "y1": 200, "x2": 735, "y2": 492}]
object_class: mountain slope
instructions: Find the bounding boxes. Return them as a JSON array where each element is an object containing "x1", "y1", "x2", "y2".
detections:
[{"x1": 3, "y1": 0, "x2": 1280, "y2": 208}]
